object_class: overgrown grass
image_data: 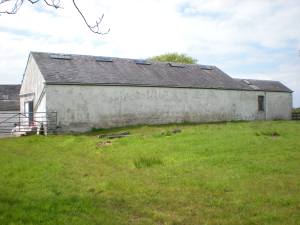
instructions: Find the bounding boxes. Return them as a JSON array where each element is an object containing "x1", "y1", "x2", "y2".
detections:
[
  {"x1": 134, "y1": 156, "x2": 163, "y2": 168},
  {"x1": 0, "y1": 121, "x2": 300, "y2": 225}
]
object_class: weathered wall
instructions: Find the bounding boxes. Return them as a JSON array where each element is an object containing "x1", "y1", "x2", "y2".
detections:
[
  {"x1": 19, "y1": 55, "x2": 47, "y2": 130},
  {"x1": 45, "y1": 85, "x2": 283, "y2": 132},
  {"x1": 266, "y1": 92, "x2": 292, "y2": 120},
  {"x1": 20, "y1": 54, "x2": 46, "y2": 113}
]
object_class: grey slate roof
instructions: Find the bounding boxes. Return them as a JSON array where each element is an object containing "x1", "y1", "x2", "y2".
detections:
[
  {"x1": 0, "y1": 85, "x2": 21, "y2": 111},
  {"x1": 30, "y1": 52, "x2": 292, "y2": 93},
  {"x1": 234, "y1": 78, "x2": 292, "y2": 93}
]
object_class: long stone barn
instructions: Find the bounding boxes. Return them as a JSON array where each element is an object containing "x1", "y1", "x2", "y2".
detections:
[{"x1": 20, "y1": 52, "x2": 293, "y2": 132}]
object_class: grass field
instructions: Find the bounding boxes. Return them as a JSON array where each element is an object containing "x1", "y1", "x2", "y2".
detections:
[
  {"x1": 0, "y1": 121, "x2": 300, "y2": 225},
  {"x1": 293, "y1": 108, "x2": 300, "y2": 113}
]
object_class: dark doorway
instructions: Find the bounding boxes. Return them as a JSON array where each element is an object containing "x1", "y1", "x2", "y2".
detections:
[
  {"x1": 258, "y1": 96, "x2": 265, "y2": 112},
  {"x1": 25, "y1": 101, "x2": 34, "y2": 125}
]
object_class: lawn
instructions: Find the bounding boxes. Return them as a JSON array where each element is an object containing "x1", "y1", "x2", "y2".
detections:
[
  {"x1": 0, "y1": 121, "x2": 300, "y2": 225},
  {"x1": 293, "y1": 108, "x2": 300, "y2": 113}
]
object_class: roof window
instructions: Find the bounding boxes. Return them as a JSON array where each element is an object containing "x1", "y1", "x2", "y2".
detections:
[
  {"x1": 96, "y1": 56, "x2": 113, "y2": 62},
  {"x1": 249, "y1": 84, "x2": 260, "y2": 90},
  {"x1": 243, "y1": 79, "x2": 251, "y2": 85},
  {"x1": 200, "y1": 65, "x2": 213, "y2": 70},
  {"x1": 243, "y1": 80, "x2": 260, "y2": 90},
  {"x1": 169, "y1": 63, "x2": 185, "y2": 68},
  {"x1": 49, "y1": 54, "x2": 72, "y2": 60},
  {"x1": 134, "y1": 59, "x2": 151, "y2": 65}
]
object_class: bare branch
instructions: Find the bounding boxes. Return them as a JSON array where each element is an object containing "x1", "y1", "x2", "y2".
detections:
[
  {"x1": 0, "y1": 0, "x2": 109, "y2": 35},
  {"x1": 0, "y1": 0, "x2": 61, "y2": 14},
  {"x1": 43, "y1": 0, "x2": 60, "y2": 9},
  {"x1": 72, "y1": 0, "x2": 109, "y2": 35},
  {"x1": 0, "y1": 0, "x2": 24, "y2": 14}
]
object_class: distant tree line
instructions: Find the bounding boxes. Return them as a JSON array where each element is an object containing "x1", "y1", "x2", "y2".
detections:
[{"x1": 150, "y1": 53, "x2": 197, "y2": 64}]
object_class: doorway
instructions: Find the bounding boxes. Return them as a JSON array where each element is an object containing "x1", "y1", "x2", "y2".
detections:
[{"x1": 25, "y1": 101, "x2": 34, "y2": 126}]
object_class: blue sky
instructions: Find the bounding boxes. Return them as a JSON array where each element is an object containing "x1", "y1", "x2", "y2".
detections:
[{"x1": 0, "y1": 0, "x2": 299, "y2": 106}]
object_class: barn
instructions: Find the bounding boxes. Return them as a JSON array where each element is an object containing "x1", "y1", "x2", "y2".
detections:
[
  {"x1": 0, "y1": 85, "x2": 21, "y2": 135},
  {"x1": 19, "y1": 52, "x2": 293, "y2": 132}
]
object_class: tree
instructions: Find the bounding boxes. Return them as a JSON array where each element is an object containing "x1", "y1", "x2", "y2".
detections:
[
  {"x1": 150, "y1": 53, "x2": 197, "y2": 64},
  {"x1": 0, "y1": 0, "x2": 109, "y2": 35}
]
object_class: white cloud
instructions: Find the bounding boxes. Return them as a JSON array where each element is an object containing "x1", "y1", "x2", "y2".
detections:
[{"x1": 0, "y1": 0, "x2": 299, "y2": 106}]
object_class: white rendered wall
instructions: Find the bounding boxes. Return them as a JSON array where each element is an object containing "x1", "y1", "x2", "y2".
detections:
[
  {"x1": 19, "y1": 55, "x2": 47, "y2": 128},
  {"x1": 266, "y1": 92, "x2": 292, "y2": 120},
  {"x1": 44, "y1": 85, "x2": 291, "y2": 132},
  {"x1": 20, "y1": 55, "x2": 46, "y2": 113}
]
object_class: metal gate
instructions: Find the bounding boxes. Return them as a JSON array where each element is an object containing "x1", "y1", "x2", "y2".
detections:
[
  {"x1": 292, "y1": 112, "x2": 300, "y2": 120},
  {"x1": 0, "y1": 112, "x2": 57, "y2": 135}
]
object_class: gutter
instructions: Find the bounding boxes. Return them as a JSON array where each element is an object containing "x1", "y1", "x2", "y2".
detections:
[{"x1": 44, "y1": 82, "x2": 293, "y2": 93}]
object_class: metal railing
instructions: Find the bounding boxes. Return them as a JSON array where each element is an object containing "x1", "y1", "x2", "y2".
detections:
[
  {"x1": 0, "y1": 112, "x2": 57, "y2": 135},
  {"x1": 292, "y1": 112, "x2": 300, "y2": 120}
]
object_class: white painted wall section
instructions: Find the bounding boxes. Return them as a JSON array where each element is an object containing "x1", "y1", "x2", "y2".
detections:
[
  {"x1": 20, "y1": 54, "x2": 46, "y2": 113},
  {"x1": 44, "y1": 85, "x2": 288, "y2": 132},
  {"x1": 266, "y1": 92, "x2": 292, "y2": 120}
]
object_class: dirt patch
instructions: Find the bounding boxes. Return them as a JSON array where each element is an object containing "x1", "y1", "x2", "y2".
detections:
[
  {"x1": 160, "y1": 128, "x2": 182, "y2": 137},
  {"x1": 98, "y1": 131, "x2": 130, "y2": 139},
  {"x1": 256, "y1": 131, "x2": 280, "y2": 137},
  {"x1": 96, "y1": 141, "x2": 112, "y2": 148}
]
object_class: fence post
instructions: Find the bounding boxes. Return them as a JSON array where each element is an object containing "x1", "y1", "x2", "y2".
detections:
[{"x1": 19, "y1": 113, "x2": 20, "y2": 132}]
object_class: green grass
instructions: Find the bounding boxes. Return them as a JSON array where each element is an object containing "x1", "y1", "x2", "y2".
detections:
[
  {"x1": 134, "y1": 156, "x2": 163, "y2": 169},
  {"x1": 293, "y1": 108, "x2": 300, "y2": 113},
  {"x1": 0, "y1": 121, "x2": 300, "y2": 225}
]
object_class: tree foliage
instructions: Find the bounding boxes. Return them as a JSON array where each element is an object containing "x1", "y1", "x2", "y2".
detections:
[{"x1": 150, "y1": 53, "x2": 197, "y2": 64}]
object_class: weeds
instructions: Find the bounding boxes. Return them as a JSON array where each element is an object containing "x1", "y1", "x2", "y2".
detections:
[
  {"x1": 256, "y1": 131, "x2": 280, "y2": 137},
  {"x1": 134, "y1": 157, "x2": 163, "y2": 169}
]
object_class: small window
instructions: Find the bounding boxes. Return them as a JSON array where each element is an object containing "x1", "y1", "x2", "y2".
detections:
[{"x1": 258, "y1": 96, "x2": 265, "y2": 111}]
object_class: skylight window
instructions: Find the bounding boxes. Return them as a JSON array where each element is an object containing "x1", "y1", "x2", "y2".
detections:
[
  {"x1": 96, "y1": 56, "x2": 113, "y2": 62},
  {"x1": 134, "y1": 59, "x2": 151, "y2": 65},
  {"x1": 243, "y1": 79, "x2": 251, "y2": 85},
  {"x1": 200, "y1": 65, "x2": 213, "y2": 70},
  {"x1": 249, "y1": 84, "x2": 260, "y2": 90},
  {"x1": 242, "y1": 80, "x2": 260, "y2": 90},
  {"x1": 169, "y1": 63, "x2": 185, "y2": 68},
  {"x1": 49, "y1": 54, "x2": 72, "y2": 60}
]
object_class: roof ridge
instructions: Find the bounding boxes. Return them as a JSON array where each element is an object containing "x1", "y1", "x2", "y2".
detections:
[{"x1": 31, "y1": 51, "x2": 214, "y2": 67}]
